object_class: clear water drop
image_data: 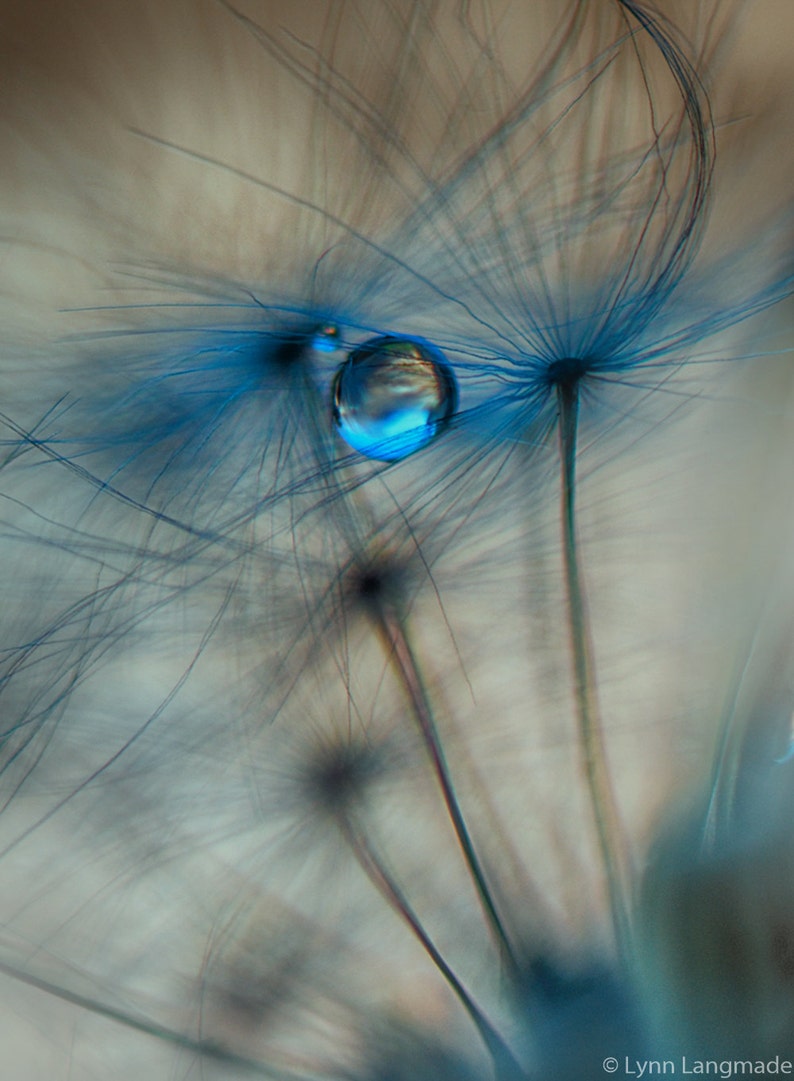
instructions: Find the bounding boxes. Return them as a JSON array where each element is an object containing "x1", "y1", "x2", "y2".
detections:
[
  {"x1": 332, "y1": 336, "x2": 457, "y2": 461},
  {"x1": 311, "y1": 324, "x2": 341, "y2": 353}
]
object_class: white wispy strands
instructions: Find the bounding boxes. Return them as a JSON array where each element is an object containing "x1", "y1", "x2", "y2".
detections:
[{"x1": 0, "y1": 1, "x2": 792, "y2": 1077}]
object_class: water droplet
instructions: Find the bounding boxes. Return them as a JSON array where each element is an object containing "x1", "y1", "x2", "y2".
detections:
[
  {"x1": 311, "y1": 324, "x2": 341, "y2": 352},
  {"x1": 332, "y1": 337, "x2": 457, "y2": 461}
]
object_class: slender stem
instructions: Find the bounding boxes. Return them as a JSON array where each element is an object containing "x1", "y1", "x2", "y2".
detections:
[
  {"x1": 556, "y1": 381, "x2": 633, "y2": 959},
  {"x1": 374, "y1": 605, "x2": 520, "y2": 979},
  {"x1": 340, "y1": 816, "x2": 524, "y2": 1080}
]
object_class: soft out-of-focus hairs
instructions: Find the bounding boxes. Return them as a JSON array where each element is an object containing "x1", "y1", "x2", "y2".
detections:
[{"x1": 0, "y1": 1, "x2": 792, "y2": 1077}]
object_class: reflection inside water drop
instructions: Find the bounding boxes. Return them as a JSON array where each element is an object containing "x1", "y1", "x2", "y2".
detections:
[{"x1": 332, "y1": 336, "x2": 457, "y2": 461}]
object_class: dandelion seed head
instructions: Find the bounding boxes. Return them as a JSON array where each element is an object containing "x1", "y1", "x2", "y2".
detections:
[
  {"x1": 260, "y1": 708, "x2": 408, "y2": 849},
  {"x1": 267, "y1": 327, "x2": 318, "y2": 371},
  {"x1": 296, "y1": 734, "x2": 385, "y2": 823},
  {"x1": 544, "y1": 355, "x2": 593, "y2": 392},
  {"x1": 343, "y1": 552, "x2": 416, "y2": 622}
]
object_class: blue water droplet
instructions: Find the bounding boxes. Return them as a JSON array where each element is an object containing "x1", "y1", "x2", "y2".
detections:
[
  {"x1": 332, "y1": 337, "x2": 457, "y2": 462},
  {"x1": 311, "y1": 324, "x2": 341, "y2": 353}
]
